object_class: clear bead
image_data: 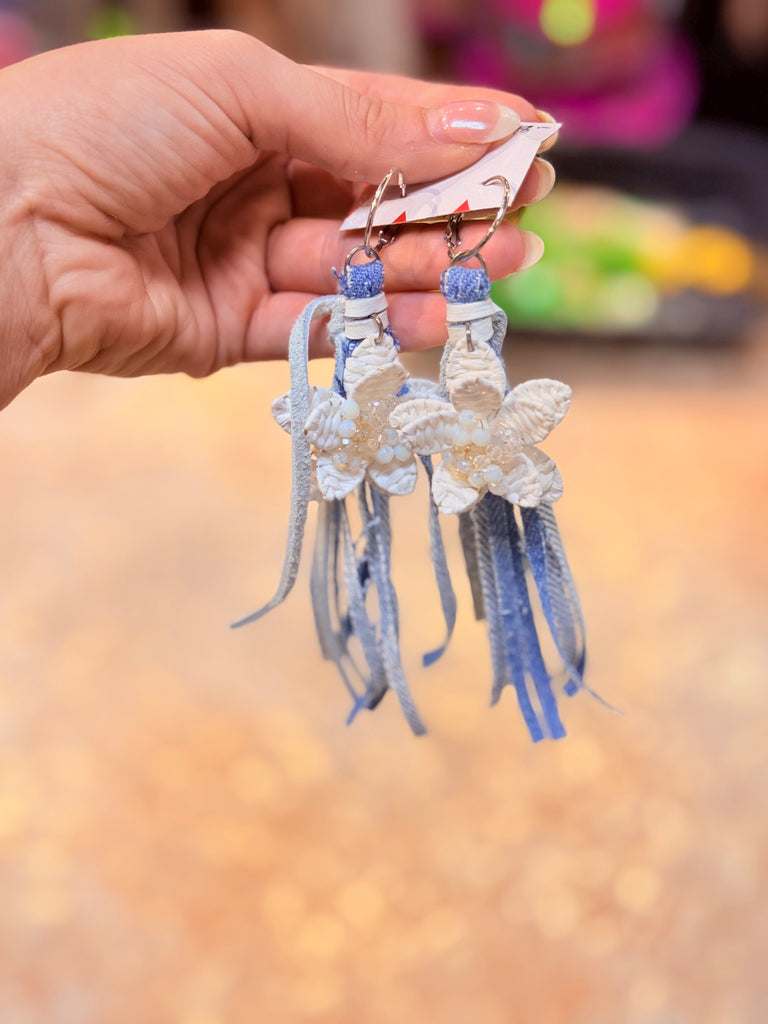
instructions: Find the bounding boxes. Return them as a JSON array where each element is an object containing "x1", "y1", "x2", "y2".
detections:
[
  {"x1": 468, "y1": 470, "x2": 486, "y2": 488},
  {"x1": 340, "y1": 398, "x2": 360, "y2": 420},
  {"x1": 485, "y1": 464, "x2": 504, "y2": 484}
]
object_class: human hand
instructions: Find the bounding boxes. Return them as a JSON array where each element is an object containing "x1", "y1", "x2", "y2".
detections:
[{"x1": 0, "y1": 30, "x2": 556, "y2": 410}]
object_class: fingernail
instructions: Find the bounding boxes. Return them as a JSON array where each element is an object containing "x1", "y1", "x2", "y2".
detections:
[
  {"x1": 518, "y1": 230, "x2": 545, "y2": 271},
  {"x1": 530, "y1": 158, "x2": 556, "y2": 203},
  {"x1": 426, "y1": 100, "x2": 521, "y2": 144},
  {"x1": 536, "y1": 109, "x2": 560, "y2": 153}
]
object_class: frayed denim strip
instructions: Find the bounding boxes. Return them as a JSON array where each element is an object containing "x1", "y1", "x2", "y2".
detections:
[{"x1": 232, "y1": 294, "x2": 340, "y2": 628}]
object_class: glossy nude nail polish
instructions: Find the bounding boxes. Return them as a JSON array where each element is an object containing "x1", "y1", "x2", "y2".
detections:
[{"x1": 427, "y1": 101, "x2": 521, "y2": 145}]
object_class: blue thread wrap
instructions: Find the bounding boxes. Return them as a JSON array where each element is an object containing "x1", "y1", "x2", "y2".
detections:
[{"x1": 440, "y1": 265, "x2": 491, "y2": 302}]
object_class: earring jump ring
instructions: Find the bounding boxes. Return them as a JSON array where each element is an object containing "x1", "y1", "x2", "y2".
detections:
[
  {"x1": 449, "y1": 175, "x2": 511, "y2": 270},
  {"x1": 343, "y1": 243, "x2": 381, "y2": 271},
  {"x1": 343, "y1": 169, "x2": 407, "y2": 272},
  {"x1": 449, "y1": 250, "x2": 488, "y2": 273},
  {"x1": 363, "y1": 168, "x2": 406, "y2": 254}
]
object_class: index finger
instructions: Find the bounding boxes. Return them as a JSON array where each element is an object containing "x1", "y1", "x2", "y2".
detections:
[{"x1": 313, "y1": 66, "x2": 540, "y2": 124}]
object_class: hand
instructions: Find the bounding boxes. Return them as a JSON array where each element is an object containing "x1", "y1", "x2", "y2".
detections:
[{"x1": 0, "y1": 30, "x2": 555, "y2": 410}]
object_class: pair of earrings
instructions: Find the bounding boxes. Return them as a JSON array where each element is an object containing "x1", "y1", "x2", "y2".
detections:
[{"x1": 234, "y1": 172, "x2": 587, "y2": 741}]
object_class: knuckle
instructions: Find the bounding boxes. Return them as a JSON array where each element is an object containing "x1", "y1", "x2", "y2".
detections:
[{"x1": 339, "y1": 90, "x2": 394, "y2": 179}]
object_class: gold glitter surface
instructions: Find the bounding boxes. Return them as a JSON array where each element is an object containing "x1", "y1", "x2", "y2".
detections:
[{"x1": 0, "y1": 336, "x2": 767, "y2": 1023}]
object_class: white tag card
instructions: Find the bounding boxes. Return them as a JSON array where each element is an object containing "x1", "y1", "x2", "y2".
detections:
[{"x1": 340, "y1": 122, "x2": 560, "y2": 231}]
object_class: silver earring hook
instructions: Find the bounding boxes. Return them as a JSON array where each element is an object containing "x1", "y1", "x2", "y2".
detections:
[
  {"x1": 344, "y1": 168, "x2": 406, "y2": 270},
  {"x1": 449, "y1": 175, "x2": 511, "y2": 273},
  {"x1": 364, "y1": 168, "x2": 406, "y2": 253}
]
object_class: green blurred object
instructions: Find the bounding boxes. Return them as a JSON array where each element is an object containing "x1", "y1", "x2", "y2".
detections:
[
  {"x1": 86, "y1": 4, "x2": 137, "y2": 40},
  {"x1": 493, "y1": 184, "x2": 760, "y2": 339}
]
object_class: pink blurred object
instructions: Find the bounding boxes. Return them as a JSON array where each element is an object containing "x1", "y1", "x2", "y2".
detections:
[
  {"x1": 457, "y1": 33, "x2": 699, "y2": 147},
  {"x1": 486, "y1": 0, "x2": 647, "y2": 32},
  {"x1": 421, "y1": 0, "x2": 700, "y2": 147},
  {"x1": 0, "y1": 10, "x2": 35, "y2": 68}
]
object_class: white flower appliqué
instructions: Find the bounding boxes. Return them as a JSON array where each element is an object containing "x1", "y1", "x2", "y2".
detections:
[
  {"x1": 272, "y1": 334, "x2": 418, "y2": 501},
  {"x1": 390, "y1": 336, "x2": 571, "y2": 515}
]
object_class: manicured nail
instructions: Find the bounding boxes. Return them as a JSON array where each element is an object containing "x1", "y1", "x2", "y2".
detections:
[
  {"x1": 536, "y1": 109, "x2": 560, "y2": 153},
  {"x1": 518, "y1": 230, "x2": 545, "y2": 271},
  {"x1": 529, "y1": 158, "x2": 556, "y2": 203},
  {"x1": 426, "y1": 100, "x2": 521, "y2": 144}
]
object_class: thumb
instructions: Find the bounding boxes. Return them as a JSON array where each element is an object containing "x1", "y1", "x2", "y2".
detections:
[{"x1": 202, "y1": 31, "x2": 530, "y2": 184}]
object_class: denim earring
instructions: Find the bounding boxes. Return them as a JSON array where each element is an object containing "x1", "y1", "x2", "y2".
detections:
[
  {"x1": 233, "y1": 170, "x2": 438, "y2": 734},
  {"x1": 390, "y1": 177, "x2": 588, "y2": 741}
]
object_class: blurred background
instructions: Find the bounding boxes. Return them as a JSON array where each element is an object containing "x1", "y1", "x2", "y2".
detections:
[{"x1": 1, "y1": 2, "x2": 767, "y2": 1023}]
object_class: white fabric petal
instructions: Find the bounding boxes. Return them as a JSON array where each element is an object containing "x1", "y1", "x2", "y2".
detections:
[
  {"x1": 351, "y1": 361, "x2": 408, "y2": 405},
  {"x1": 368, "y1": 456, "x2": 418, "y2": 496},
  {"x1": 448, "y1": 376, "x2": 505, "y2": 416},
  {"x1": 273, "y1": 385, "x2": 334, "y2": 435},
  {"x1": 315, "y1": 453, "x2": 365, "y2": 500},
  {"x1": 403, "y1": 378, "x2": 443, "y2": 400},
  {"x1": 497, "y1": 379, "x2": 572, "y2": 445},
  {"x1": 309, "y1": 386, "x2": 334, "y2": 408},
  {"x1": 304, "y1": 395, "x2": 345, "y2": 450},
  {"x1": 390, "y1": 398, "x2": 458, "y2": 454},
  {"x1": 444, "y1": 338, "x2": 507, "y2": 403},
  {"x1": 524, "y1": 445, "x2": 564, "y2": 502},
  {"x1": 271, "y1": 393, "x2": 292, "y2": 434},
  {"x1": 432, "y1": 460, "x2": 482, "y2": 515},
  {"x1": 491, "y1": 452, "x2": 543, "y2": 507},
  {"x1": 342, "y1": 335, "x2": 401, "y2": 396}
]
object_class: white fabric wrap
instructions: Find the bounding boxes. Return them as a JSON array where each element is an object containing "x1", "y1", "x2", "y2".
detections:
[
  {"x1": 446, "y1": 298, "x2": 496, "y2": 347},
  {"x1": 344, "y1": 293, "x2": 389, "y2": 340}
]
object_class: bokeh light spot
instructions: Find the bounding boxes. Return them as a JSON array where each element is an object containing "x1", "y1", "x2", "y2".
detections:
[
  {"x1": 614, "y1": 864, "x2": 661, "y2": 913},
  {"x1": 295, "y1": 913, "x2": 348, "y2": 959},
  {"x1": 684, "y1": 226, "x2": 754, "y2": 295},
  {"x1": 86, "y1": 5, "x2": 136, "y2": 39},
  {"x1": 540, "y1": 0, "x2": 596, "y2": 47},
  {"x1": 336, "y1": 878, "x2": 386, "y2": 929}
]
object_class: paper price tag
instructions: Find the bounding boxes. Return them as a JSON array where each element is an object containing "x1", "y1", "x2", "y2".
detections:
[{"x1": 340, "y1": 122, "x2": 559, "y2": 232}]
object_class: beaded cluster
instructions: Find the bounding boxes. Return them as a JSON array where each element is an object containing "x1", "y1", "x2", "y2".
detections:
[
  {"x1": 272, "y1": 333, "x2": 418, "y2": 501},
  {"x1": 390, "y1": 333, "x2": 571, "y2": 515}
]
